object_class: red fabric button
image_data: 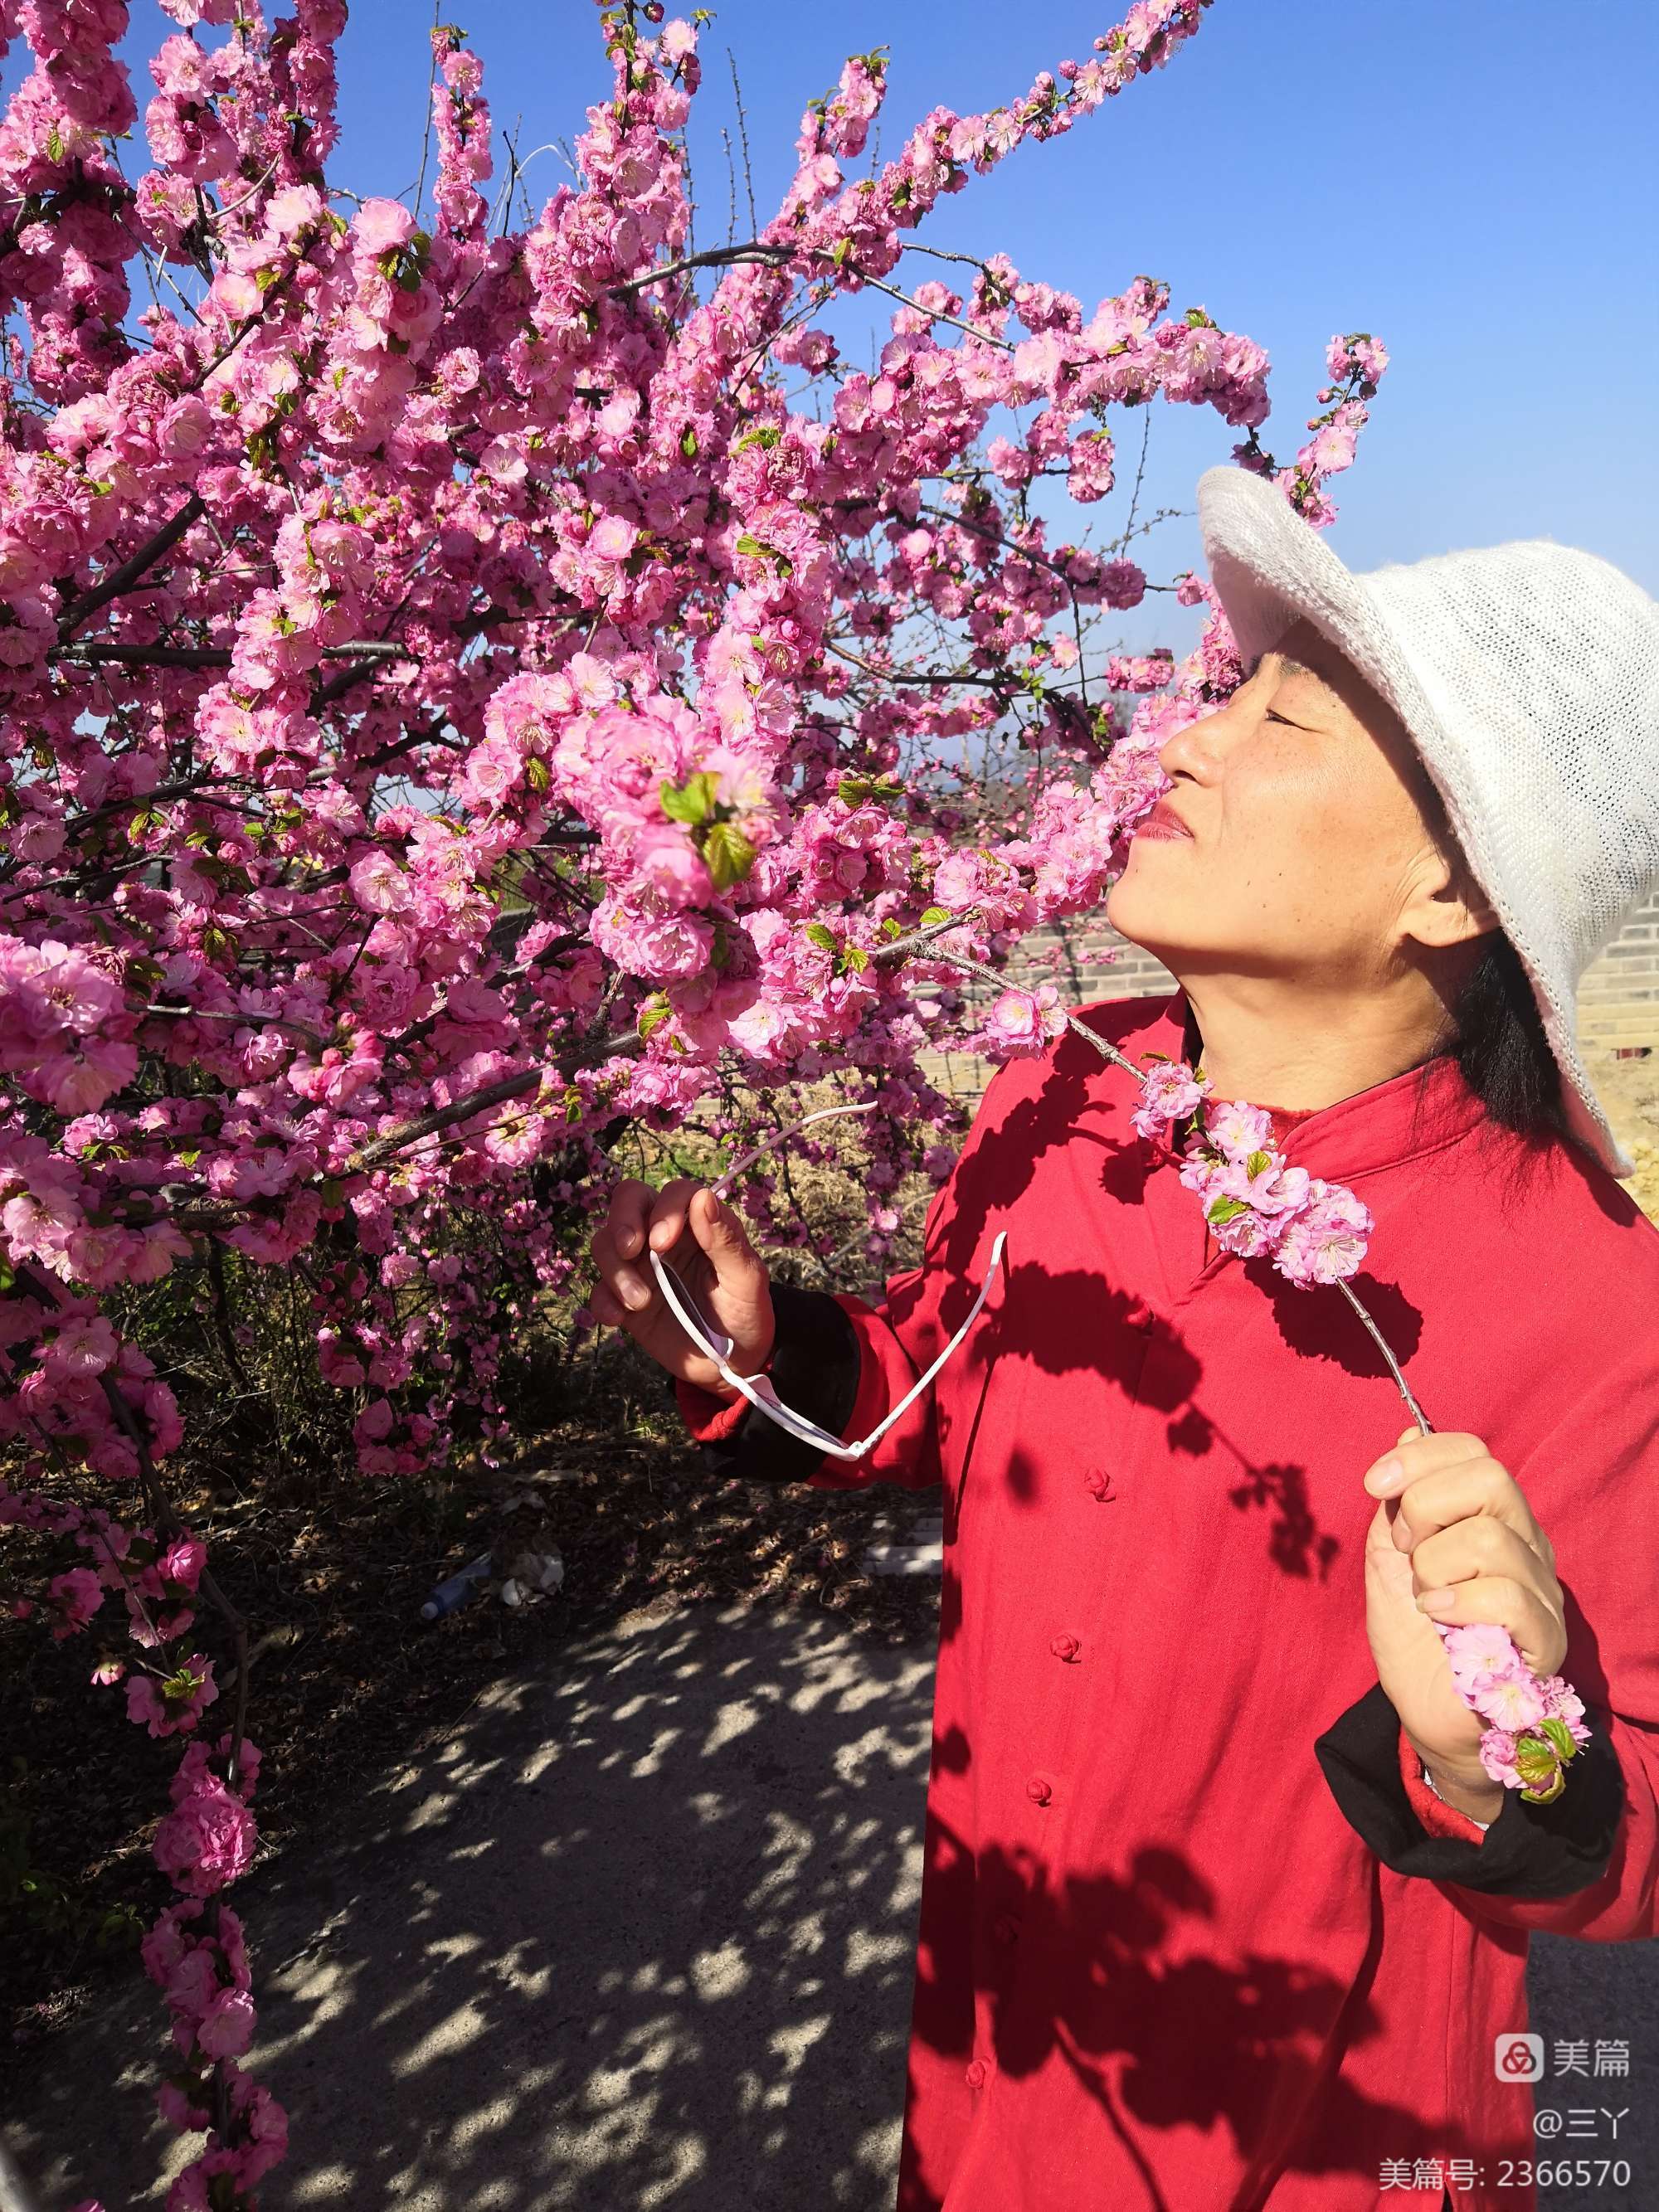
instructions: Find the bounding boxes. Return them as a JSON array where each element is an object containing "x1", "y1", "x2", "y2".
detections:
[
  {"x1": 1025, "y1": 1772, "x2": 1053, "y2": 1806},
  {"x1": 1049, "y1": 1632, "x2": 1081, "y2": 1662},
  {"x1": 1123, "y1": 1297, "x2": 1152, "y2": 1328},
  {"x1": 1084, "y1": 1471, "x2": 1116, "y2": 1502},
  {"x1": 964, "y1": 2059, "x2": 988, "y2": 2090},
  {"x1": 994, "y1": 1912, "x2": 1021, "y2": 1944}
]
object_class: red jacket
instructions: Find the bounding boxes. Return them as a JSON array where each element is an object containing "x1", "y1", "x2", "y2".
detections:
[{"x1": 676, "y1": 990, "x2": 1656, "y2": 2210}]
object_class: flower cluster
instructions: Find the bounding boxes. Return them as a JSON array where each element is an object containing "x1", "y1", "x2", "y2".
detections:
[
  {"x1": 2, "y1": 1480, "x2": 276, "y2": 2208},
  {"x1": 1440, "y1": 1621, "x2": 1592, "y2": 1804},
  {"x1": 1126, "y1": 1051, "x2": 1375, "y2": 1287}
]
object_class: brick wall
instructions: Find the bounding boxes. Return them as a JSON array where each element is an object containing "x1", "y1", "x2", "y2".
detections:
[{"x1": 1576, "y1": 888, "x2": 1659, "y2": 1050}]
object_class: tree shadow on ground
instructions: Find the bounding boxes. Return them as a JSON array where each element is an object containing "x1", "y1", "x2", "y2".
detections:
[{"x1": 7, "y1": 1602, "x2": 937, "y2": 2212}]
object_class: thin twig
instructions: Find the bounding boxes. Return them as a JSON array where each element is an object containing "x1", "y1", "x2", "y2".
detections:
[
  {"x1": 413, "y1": 0, "x2": 443, "y2": 221},
  {"x1": 727, "y1": 50, "x2": 757, "y2": 236}
]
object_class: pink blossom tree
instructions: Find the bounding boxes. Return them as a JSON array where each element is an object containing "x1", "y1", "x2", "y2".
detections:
[{"x1": 0, "y1": 1, "x2": 1389, "y2": 2200}]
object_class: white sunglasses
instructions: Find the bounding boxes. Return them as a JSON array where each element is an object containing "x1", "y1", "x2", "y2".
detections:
[{"x1": 646, "y1": 1101, "x2": 1007, "y2": 1461}]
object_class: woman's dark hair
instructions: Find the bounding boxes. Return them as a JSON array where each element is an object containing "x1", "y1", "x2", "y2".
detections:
[
  {"x1": 1432, "y1": 926, "x2": 1573, "y2": 1156},
  {"x1": 1407, "y1": 756, "x2": 1574, "y2": 1160}
]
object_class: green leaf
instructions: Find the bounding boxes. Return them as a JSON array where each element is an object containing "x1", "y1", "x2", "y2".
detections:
[
  {"x1": 839, "y1": 944, "x2": 869, "y2": 975},
  {"x1": 524, "y1": 756, "x2": 551, "y2": 794},
  {"x1": 659, "y1": 771, "x2": 718, "y2": 826},
  {"x1": 733, "y1": 532, "x2": 792, "y2": 576},
  {"x1": 1514, "y1": 1732, "x2": 1561, "y2": 1785},
  {"x1": 1539, "y1": 1716, "x2": 1579, "y2": 1763},
  {"x1": 917, "y1": 905, "x2": 951, "y2": 928},
  {"x1": 733, "y1": 425, "x2": 781, "y2": 453},
  {"x1": 1204, "y1": 1195, "x2": 1251, "y2": 1228},
  {"x1": 703, "y1": 819, "x2": 757, "y2": 891},
  {"x1": 637, "y1": 998, "x2": 673, "y2": 1040},
  {"x1": 679, "y1": 424, "x2": 699, "y2": 460},
  {"x1": 804, "y1": 922, "x2": 839, "y2": 954},
  {"x1": 839, "y1": 774, "x2": 904, "y2": 806},
  {"x1": 1244, "y1": 1149, "x2": 1272, "y2": 1178}
]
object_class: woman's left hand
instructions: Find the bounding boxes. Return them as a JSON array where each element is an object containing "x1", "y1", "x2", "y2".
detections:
[{"x1": 1362, "y1": 1427, "x2": 1568, "y2": 1810}]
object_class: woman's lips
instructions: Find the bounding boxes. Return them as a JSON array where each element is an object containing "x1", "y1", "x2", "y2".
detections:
[{"x1": 1133, "y1": 804, "x2": 1194, "y2": 841}]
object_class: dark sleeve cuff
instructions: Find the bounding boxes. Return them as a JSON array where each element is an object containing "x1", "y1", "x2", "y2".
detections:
[
  {"x1": 669, "y1": 1281, "x2": 862, "y2": 1484},
  {"x1": 1313, "y1": 1681, "x2": 1627, "y2": 1899}
]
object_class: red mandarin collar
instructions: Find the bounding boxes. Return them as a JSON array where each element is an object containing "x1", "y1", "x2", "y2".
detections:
[{"x1": 1136, "y1": 988, "x2": 1491, "y2": 1182}]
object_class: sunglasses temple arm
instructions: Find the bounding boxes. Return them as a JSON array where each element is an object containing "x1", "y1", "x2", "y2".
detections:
[
  {"x1": 649, "y1": 1254, "x2": 857, "y2": 1456},
  {"x1": 844, "y1": 1230, "x2": 1007, "y2": 1458},
  {"x1": 709, "y1": 1098, "x2": 880, "y2": 1201},
  {"x1": 651, "y1": 1229, "x2": 1006, "y2": 1466}
]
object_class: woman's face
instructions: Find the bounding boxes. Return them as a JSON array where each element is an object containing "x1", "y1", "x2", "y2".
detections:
[{"x1": 1106, "y1": 617, "x2": 1486, "y2": 989}]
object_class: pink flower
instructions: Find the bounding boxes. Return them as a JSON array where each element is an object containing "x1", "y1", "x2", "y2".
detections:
[
  {"x1": 348, "y1": 852, "x2": 411, "y2": 915},
  {"x1": 981, "y1": 984, "x2": 1066, "y2": 1057},
  {"x1": 47, "y1": 1566, "x2": 103, "y2": 1637},
  {"x1": 153, "y1": 1778, "x2": 256, "y2": 1897},
  {"x1": 195, "y1": 1984, "x2": 255, "y2": 2059},
  {"x1": 158, "y1": 1537, "x2": 207, "y2": 1592},
  {"x1": 354, "y1": 197, "x2": 416, "y2": 255},
  {"x1": 1203, "y1": 1100, "x2": 1275, "y2": 1161},
  {"x1": 127, "y1": 1656, "x2": 219, "y2": 1739},
  {"x1": 1442, "y1": 1621, "x2": 1521, "y2": 1692},
  {"x1": 1130, "y1": 1057, "x2": 1210, "y2": 1138},
  {"x1": 1472, "y1": 1670, "x2": 1549, "y2": 1734},
  {"x1": 1271, "y1": 1179, "x2": 1374, "y2": 1286},
  {"x1": 44, "y1": 1315, "x2": 119, "y2": 1376}
]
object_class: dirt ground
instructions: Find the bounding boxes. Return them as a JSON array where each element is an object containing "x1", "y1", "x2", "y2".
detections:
[{"x1": 1579, "y1": 1043, "x2": 1659, "y2": 1217}]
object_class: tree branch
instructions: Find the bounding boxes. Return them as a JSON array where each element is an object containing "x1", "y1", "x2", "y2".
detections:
[{"x1": 59, "y1": 495, "x2": 206, "y2": 642}]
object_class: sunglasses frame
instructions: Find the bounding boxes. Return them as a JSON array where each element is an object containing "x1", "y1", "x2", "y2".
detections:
[{"x1": 644, "y1": 1098, "x2": 1005, "y2": 1461}]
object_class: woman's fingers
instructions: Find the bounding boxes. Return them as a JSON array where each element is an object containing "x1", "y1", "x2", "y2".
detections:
[
  {"x1": 1381, "y1": 1451, "x2": 1554, "y2": 1572},
  {"x1": 589, "y1": 1176, "x2": 775, "y2": 1391},
  {"x1": 590, "y1": 1218, "x2": 653, "y2": 1314},
  {"x1": 600, "y1": 1178, "x2": 663, "y2": 1308},
  {"x1": 1410, "y1": 1571, "x2": 1565, "y2": 1680},
  {"x1": 685, "y1": 1185, "x2": 767, "y2": 1282},
  {"x1": 641, "y1": 1177, "x2": 711, "y2": 1263},
  {"x1": 1409, "y1": 1518, "x2": 1567, "y2": 1678}
]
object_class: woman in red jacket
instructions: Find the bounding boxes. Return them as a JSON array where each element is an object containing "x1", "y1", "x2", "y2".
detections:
[{"x1": 588, "y1": 469, "x2": 1659, "y2": 2210}]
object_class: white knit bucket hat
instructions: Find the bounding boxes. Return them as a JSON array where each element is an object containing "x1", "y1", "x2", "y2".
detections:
[{"x1": 1196, "y1": 465, "x2": 1659, "y2": 1182}]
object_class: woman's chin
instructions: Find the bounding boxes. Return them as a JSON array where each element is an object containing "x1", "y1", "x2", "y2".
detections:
[{"x1": 1104, "y1": 871, "x2": 1163, "y2": 941}]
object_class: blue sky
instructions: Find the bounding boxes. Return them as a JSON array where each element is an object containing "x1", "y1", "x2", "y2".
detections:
[{"x1": 26, "y1": 2, "x2": 1659, "y2": 655}]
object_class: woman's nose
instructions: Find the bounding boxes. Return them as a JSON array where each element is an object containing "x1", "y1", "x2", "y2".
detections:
[{"x1": 1158, "y1": 702, "x2": 1227, "y2": 781}]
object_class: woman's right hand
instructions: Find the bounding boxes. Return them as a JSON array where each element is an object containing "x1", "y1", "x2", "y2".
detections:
[{"x1": 587, "y1": 1178, "x2": 776, "y2": 1397}]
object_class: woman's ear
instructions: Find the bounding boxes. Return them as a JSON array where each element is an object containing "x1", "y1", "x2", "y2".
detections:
[{"x1": 1402, "y1": 841, "x2": 1501, "y2": 953}]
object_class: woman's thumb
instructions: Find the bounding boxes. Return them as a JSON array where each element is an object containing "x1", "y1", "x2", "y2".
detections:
[{"x1": 691, "y1": 1187, "x2": 760, "y2": 1276}]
